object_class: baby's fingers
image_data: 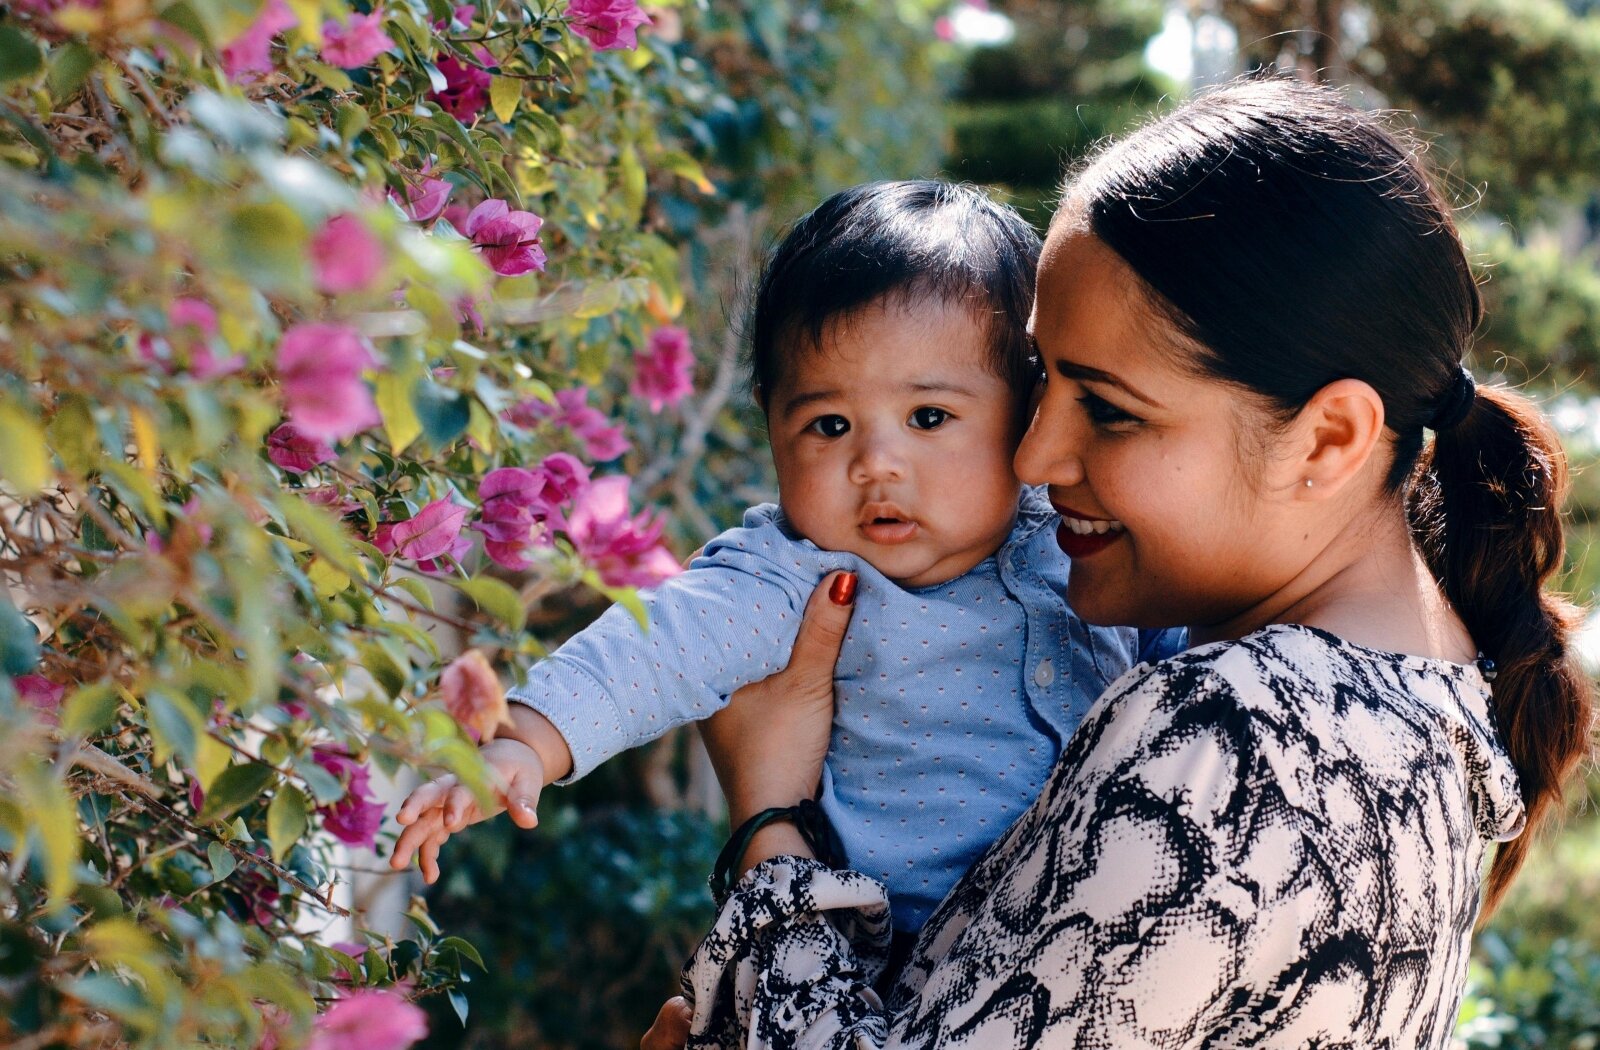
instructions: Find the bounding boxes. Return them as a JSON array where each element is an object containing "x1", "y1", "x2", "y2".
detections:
[
  {"x1": 389, "y1": 808, "x2": 446, "y2": 871},
  {"x1": 443, "y1": 783, "x2": 489, "y2": 832},
  {"x1": 503, "y1": 768, "x2": 542, "y2": 830},
  {"x1": 396, "y1": 775, "x2": 458, "y2": 825}
]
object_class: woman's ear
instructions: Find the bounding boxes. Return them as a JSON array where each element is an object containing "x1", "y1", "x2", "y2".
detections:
[{"x1": 1287, "y1": 378, "x2": 1387, "y2": 496}]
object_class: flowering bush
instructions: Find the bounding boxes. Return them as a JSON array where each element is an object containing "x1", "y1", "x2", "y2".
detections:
[{"x1": 0, "y1": 0, "x2": 879, "y2": 1044}]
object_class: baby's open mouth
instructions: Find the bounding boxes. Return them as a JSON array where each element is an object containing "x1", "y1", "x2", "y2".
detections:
[{"x1": 859, "y1": 504, "x2": 919, "y2": 544}]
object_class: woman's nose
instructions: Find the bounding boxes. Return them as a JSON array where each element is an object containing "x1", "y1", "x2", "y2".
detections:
[{"x1": 1014, "y1": 399, "x2": 1085, "y2": 488}]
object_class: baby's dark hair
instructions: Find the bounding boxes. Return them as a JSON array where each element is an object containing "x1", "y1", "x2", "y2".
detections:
[{"x1": 747, "y1": 180, "x2": 1041, "y2": 409}]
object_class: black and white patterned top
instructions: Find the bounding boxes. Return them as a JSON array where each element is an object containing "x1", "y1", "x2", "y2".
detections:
[{"x1": 681, "y1": 624, "x2": 1525, "y2": 1049}]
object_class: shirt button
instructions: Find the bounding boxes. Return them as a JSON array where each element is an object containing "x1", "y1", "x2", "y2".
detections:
[{"x1": 1033, "y1": 659, "x2": 1055, "y2": 687}]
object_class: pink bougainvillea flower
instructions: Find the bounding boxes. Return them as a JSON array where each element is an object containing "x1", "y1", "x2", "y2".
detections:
[
  {"x1": 266, "y1": 422, "x2": 337, "y2": 474},
  {"x1": 276, "y1": 323, "x2": 381, "y2": 442},
  {"x1": 310, "y1": 748, "x2": 386, "y2": 850},
  {"x1": 566, "y1": 477, "x2": 680, "y2": 588},
  {"x1": 320, "y1": 10, "x2": 394, "y2": 67},
  {"x1": 632, "y1": 325, "x2": 694, "y2": 413},
  {"x1": 140, "y1": 298, "x2": 245, "y2": 379},
  {"x1": 473, "y1": 454, "x2": 592, "y2": 570},
  {"x1": 463, "y1": 199, "x2": 547, "y2": 277},
  {"x1": 565, "y1": 0, "x2": 651, "y2": 50},
  {"x1": 455, "y1": 294, "x2": 486, "y2": 334},
  {"x1": 502, "y1": 386, "x2": 630, "y2": 462},
  {"x1": 302, "y1": 486, "x2": 362, "y2": 516},
  {"x1": 307, "y1": 988, "x2": 427, "y2": 1050},
  {"x1": 373, "y1": 499, "x2": 469, "y2": 563},
  {"x1": 220, "y1": 0, "x2": 297, "y2": 80},
  {"x1": 310, "y1": 215, "x2": 384, "y2": 295},
  {"x1": 390, "y1": 175, "x2": 452, "y2": 223},
  {"x1": 433, "y1": 3, "x2": 476, "y2": 29},
  {"x1": 170, "y1": 297, "x2": 217, "y2": 335},
  {"x1": 440, "y1": 650, "x2": 510, "y2": 742},
  {"x1": 15, "y1": 674, "x2": 65, "y2": 725},
  {"x1": 430, "y1": 50, "x2": 492, "y2": 122},
  {"x1": 538, "y1": 452, "x2": 592, "y2": 503}
]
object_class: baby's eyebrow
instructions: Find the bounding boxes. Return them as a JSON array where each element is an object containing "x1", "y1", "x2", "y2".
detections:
[{"x1": 779, "y1": 389, "x2": 841, "y2": 417}]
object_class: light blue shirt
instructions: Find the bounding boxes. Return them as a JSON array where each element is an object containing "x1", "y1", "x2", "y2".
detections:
[{"x1": 509, "y1": 487, "x2": 1186, "y2": 931}]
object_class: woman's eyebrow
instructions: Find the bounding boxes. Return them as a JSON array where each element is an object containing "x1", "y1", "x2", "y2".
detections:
[{"x1": 1054, "y1": 360, "x2": 1163, "y2": 408}]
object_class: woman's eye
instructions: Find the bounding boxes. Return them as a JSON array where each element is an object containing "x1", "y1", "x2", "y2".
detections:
[
  {"x1": 908, "y1": 406, "x2": 950, "y2": 430},
  {"x1": 1077, "y1": 393, "x2": 1140, "y2": 427},
  {"x1": 806, "y1": 415, "x2": 850, "y2": 438}
]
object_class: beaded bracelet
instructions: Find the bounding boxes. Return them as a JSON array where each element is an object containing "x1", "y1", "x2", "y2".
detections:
[{"x1": 708, "y1": 798, "x2": 845, "y2": 904}]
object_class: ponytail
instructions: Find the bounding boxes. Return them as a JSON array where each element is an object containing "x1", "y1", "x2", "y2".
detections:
[{"x1": 1410, "y1": 383, "x2": 1595, "y2": 915}]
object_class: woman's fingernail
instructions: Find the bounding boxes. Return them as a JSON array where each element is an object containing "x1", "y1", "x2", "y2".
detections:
[{"x1": 828, "y1": 571, "x2": 858, "y2": 606}]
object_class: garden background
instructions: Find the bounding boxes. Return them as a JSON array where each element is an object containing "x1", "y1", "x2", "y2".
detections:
[{"x1": 0, "y1": 0, "x2": 1597, "y2": 1047}]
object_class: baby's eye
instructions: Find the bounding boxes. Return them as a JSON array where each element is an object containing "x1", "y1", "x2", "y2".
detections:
[
  {"x1": 807, "y1": 414, "x2": 850, "y2": 438},
  {"x1": 908, "y1": 406, "x2": 950, "y2": 430},
  {"x1": 1077, "y1": 392, "x2": 1141, "y2": 427}
]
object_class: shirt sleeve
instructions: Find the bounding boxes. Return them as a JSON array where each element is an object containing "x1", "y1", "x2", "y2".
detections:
[
  {"x1": 509, "y1": 537, "x2": 828, "y2": 782},
  {"x1": 679, "y1": 660, "x2": 1355, "y2": 1049}
]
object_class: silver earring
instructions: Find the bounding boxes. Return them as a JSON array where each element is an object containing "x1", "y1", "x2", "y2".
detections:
[{"x1": 1304, "y1": 479, "x2": 1314, "y2": 488}]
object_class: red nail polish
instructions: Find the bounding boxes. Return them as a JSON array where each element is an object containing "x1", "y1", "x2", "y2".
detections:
[{"x1": 828, "y1": 571, "x2": 858, "y2": 606}]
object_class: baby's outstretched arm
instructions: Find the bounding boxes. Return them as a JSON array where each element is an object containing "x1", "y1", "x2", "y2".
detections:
[{"x1": 388, "y1": 705, "x2": 573, "y2": 883}]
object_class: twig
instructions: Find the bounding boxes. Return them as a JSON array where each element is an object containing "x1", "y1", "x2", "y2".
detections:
[{"x1": 72, "y1": 745, "x2": 351, "y2": 917}]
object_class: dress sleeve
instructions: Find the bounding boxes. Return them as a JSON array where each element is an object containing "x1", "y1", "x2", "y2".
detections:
[
  {"x1": 508, "y1": 540, "x2": 822, "y2": 782},
  {"x1": 681, "y1": 659, "x2": 1348, "y2": 1048}
]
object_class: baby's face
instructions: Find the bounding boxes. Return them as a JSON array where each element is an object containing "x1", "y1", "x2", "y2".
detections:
[{"x1": 766, "y1": 298, "x2": 1023, "y2": 588}]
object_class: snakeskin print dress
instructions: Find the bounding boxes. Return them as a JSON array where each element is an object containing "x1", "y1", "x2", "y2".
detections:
[{"x1": 681, "y1": 623, "x2": 1525, "y2": 1049}]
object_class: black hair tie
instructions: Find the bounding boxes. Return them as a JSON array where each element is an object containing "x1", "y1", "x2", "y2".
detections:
[
  {"x1": 1429, "y1": 366, "x2": 1477, "y2": 432},
  {"x1": 709, "y1": 798, "x2": 845, "y2": 904}
]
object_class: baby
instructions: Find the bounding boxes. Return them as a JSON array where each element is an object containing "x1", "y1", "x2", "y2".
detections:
[{"x1": 392, "y1": 181, "x2": 1184, "y2": 935}]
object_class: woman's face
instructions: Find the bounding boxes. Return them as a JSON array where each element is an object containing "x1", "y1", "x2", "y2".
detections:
[{"x1": 1015, "y1": 231, "x2": 1314, "y2": 633}]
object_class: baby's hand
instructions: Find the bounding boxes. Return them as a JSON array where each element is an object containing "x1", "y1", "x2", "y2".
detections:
[{"x1": 389, "y1": 737, "x2": 546, "y2": 883}]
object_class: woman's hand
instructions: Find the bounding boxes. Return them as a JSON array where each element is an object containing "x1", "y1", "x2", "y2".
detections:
[{"x1": 698, "y1": 570, "x2": 857, "y2": 868}]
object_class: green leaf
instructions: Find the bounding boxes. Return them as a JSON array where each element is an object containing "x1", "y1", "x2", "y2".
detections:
[
  {"x1": 335, "y1": 101, "x2": 369, "y2": 144},
  {"x1": 279, "y1": 494, "x2": 366, "y2": 580},
  {"x1": 46, "y1": 42, "x2": 95, "y2": 101},
  {"x1": 433, "y1": 935, "x2": 486, "y2": 971},
  {"x1": 0, "y1": 27, "x2": 44, "y2": 84},
  {"x1": 15, "y1": 759, "x2": 78, "y2": 910},
  {"x1": 375, "y1": 371, "x2": 423, "y2": 454},
  {"x1": 358, "y1": 640, "x2": 408, "y2": 698},
  {"x1": 490, "y1": 75, "x2": 521, "y2": 123},
  {"x1": 302, "y1": 59, "x2": 353, "y2": 92},
  {"x1": 224, "y1": 202, "x2": 309, "y2": 291},
  {"x1": 198, "y1": 762, "x2": 276, "y2": 824},
  {"x1": 657, "y1": 149, "x2": 716, "y2": 195},
  {"x1": 267, "y1": 786, "x2": 308, "y2": 862},
  {"x1": 453, "y1": 576, "x2": 526, "y2": 633},
  {"x1": 411, "y1": 381, "x2": 471, "y2": 446},
  {"x1": 0, "y1": 593, "x2": 39, "y2": 677},
  {"x1": 144, "y1": 688, "x2": 203, "y2": 768},
  {"x1": 298, "y1": 756, "x2": 345, "y2": 804},
  {"x1": 47, "y1": 395, "x2": 100, "y2": 480},
  {"x1": 618, "y1": 145, "x2": 646, "y2": 225},
  {"x1": 393, "y1": 576, "x2": 435, "y2": 611},
  {"x1": 206, "y1": 840, "x2": 237, "y2": 883},
  {"x1": 448, "y1": 986, "x2": 470, "y2": 1026},
  {"x1": 60, "y1": 682, "x2": 120, "y2": 738},
  {"x1": 0, "y1": 398, "x2": 50, "y2": 497}
]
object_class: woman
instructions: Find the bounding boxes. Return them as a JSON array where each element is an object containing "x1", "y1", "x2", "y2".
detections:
[{"x1": 648, "y1": 77, "x2": 1593, "y2": 1048}]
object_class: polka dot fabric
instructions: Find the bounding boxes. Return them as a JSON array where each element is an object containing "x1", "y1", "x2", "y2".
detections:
[{"x1": 508, "y1": 487, "x2": 1186, "y2": 933}]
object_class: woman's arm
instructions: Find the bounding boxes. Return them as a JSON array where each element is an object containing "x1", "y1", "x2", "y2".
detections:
[{"x1": 684, "y1": 651, "x2": 1417, "y2": 1049}]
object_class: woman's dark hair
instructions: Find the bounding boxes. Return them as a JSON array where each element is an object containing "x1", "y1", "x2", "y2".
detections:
[
  {"x1": 1062, "y1": 76, "x2": 1592, "y2": 914},
  {"x1": 748, "y1": 180, "x2": 1041, "y2": 409}
]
